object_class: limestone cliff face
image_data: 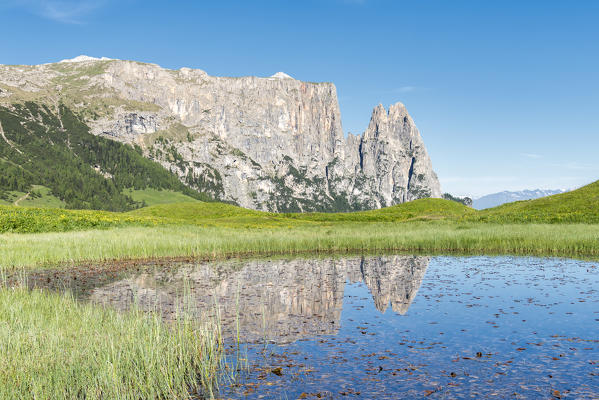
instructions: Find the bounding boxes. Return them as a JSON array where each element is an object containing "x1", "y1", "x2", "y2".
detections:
[
  {"x1": 0, "y1": 57, "x2": 441, "y2": 211},
  {"x1": 358, "y1": 104, "x2": 442, "y2": 205}
]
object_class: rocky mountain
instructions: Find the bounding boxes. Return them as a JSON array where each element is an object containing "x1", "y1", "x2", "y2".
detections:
[
  {"x1": 473, "y1": 189, "x2": 566, "y2": 210},
  {"x1": 0, "y1": 56, "x2": 441, "y2": 212}
]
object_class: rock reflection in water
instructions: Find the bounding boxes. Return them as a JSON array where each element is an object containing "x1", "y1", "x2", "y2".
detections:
[{"x1": 84, "y1": 256, "x2": 428, "y2": 342}]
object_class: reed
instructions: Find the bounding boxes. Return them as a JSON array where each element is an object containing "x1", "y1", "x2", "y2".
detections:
[
  {"x1": 1, "y1": 222, "x2": 598, "y2": 270},
  {"x1": 0, "y1": 285, "x2": 227, "y2": 399}
]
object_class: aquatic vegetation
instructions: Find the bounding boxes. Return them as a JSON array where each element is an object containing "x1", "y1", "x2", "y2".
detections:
[
  {"x1": 0, "y1": 285, "x2": 226, "y2": 399},
  {"x1": 14, "y1": 256, "x2": 599, "y2": 399}
]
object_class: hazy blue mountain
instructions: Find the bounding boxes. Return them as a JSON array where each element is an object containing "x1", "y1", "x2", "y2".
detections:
[{"x1": 473, "y1": 189, "x2": 566, "y2": 210}]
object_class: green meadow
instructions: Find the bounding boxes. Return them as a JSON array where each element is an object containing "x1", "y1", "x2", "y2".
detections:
[
  {"x1": 2, "y1": 181, "x2": 599, "y2": 269},
  {"x1": 1, "y1": 180, "x2": 598, "y2": 267},
  {"x1": 2, "y1": 222, "x2": 598, "y2": 269},
  {"x1": 123, "y1": 188, "x2": 199, "y2": 206}
]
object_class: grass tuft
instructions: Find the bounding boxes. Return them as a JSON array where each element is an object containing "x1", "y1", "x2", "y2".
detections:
[{"x1": 0, "y1": 286, "x2": 225, "y2": 399}]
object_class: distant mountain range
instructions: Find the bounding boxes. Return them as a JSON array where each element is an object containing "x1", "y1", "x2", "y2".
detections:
[{"x1": 472, "y1": 189, "x2": 566, "y2": 210}]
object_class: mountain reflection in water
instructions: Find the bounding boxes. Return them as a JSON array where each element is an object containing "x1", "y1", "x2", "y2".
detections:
[
  {"x1": 25, "y1": 256, "x2": 428, "y2": 343},
  {"x1": 90, "y1": 256, "x2": 427, "y2": 342}
]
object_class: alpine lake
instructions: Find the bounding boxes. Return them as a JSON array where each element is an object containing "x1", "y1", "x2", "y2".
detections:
[{"x1": 15, "y1": 255, "x2": 599, "y2": 399}]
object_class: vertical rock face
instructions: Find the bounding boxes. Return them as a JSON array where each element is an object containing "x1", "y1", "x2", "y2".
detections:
[
  {"x1": 0, "y1": 58, "x2": 441, "y2": 211},
  {"x1": 357, "y1": 103, "x2": 442, "y2": 206}
]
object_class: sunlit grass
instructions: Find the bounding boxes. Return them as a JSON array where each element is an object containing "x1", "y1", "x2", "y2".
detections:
[
  {"x1": 123, "y1": 188, "x2": 199, "y2": 206},
  {"x1": 0, "y1": 204, "x2": 160, "y2": 234},
  {"x1": 2, "y1": 179, "x2": 599, "y2": 268},
  {"x1": 0, "y1": 285, "x2": 226, "y2": 399},
  {"x1": 471, "y1": 180, "x2": 599, "y2": 223},
  {"x1": 2, "y1": 222, "x2": 598, "y2": 269}
]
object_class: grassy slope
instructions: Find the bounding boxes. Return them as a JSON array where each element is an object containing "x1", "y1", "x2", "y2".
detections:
[
  {"x1": 13, "y1": 185, "x2": 65, "y2": 208},
  {"x1": 473, "y1": 180, "x2": 599, "y2": 223},
  {"x1": 2, "y1": 187, "x2": 196, "y2": 209},
  {"x1": 0, "y1": 186, "x2": 65, "y2": 207},
  {"x1": 123, "y1": 188, "x2": 199, "y2": 206},
  {"x1": 129, "y1": 198, "x2": 474, "y2": 224},
  {"x1": 3, "y1": 178, "x2": 599, "y2": 234},
  {"x1": 128, "y1": 179, "x2": 599, "y2": 224}
]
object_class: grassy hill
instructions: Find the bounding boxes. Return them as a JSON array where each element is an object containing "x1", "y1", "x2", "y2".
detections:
[
  {"x1": 128, "y1": 197, "x2": 475, "y2": 226},
  {"x1": 473, "y1": 180, "x2": 599, "y2": 223},
  {"x1": 123, "y1": 180, "x2": 599, "y2": 225},
  {"x1": 0, "y1": 185, "x2": 65, "y2": 208},
  {"x1": 1, "y1": 197, "x2": 475, "y2": 233},
  {"x1": 2, "y1": 182, "x2": 599, "y2": 267}
]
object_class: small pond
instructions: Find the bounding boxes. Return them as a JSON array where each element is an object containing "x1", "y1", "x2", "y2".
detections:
[{"x1": 18, "y1": 256, "x2": 599, "y2": 399}]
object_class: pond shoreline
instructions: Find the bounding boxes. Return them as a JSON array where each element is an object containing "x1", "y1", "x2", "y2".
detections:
[
  {"x1": 2, "y1": 222, "x2": 599, "y2": 270},
  {"x1": 4, "y1": 247, "x2": 598, "y2": 276}
]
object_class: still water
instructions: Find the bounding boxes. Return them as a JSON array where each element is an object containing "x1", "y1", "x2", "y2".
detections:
[{"x1": 22, "y1": 256, "x2": 599, "y2": 399}]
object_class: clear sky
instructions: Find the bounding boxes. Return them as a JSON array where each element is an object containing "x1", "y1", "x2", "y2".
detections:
[{"x1": 1, "y1": 0, "x2": 598, "y2": 197}]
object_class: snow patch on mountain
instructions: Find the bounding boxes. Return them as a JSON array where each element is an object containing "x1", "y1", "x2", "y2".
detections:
[{"x1": 59, "y1": 55, "x2": 114, "y2": 63}]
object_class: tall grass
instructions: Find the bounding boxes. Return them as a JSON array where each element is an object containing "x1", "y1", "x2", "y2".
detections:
[
  {"x1": 1, "y1": 222, "x2": 598, "y2": 269},
  {"x1": 0, "y1": 285, "x2": 226, "y2": 399}
]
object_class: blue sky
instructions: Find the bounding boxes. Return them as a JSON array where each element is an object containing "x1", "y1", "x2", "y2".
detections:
[{"x1": 1, "y1": 0, "x2": 598, "y2": 197}]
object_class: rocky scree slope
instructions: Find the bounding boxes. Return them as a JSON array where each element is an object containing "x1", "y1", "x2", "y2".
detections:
[{"x1": 0, "y1": 56, "x2": 441, "y2": 212}]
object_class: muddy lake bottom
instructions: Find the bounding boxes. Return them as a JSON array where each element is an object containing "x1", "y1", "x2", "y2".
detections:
[{"x1": 18, "y1": 256, "x2": 599, "y2": 399}]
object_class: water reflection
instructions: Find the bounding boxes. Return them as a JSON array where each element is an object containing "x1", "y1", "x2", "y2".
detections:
[
  {"x1": 24, "y1": 256, "x2": 429, "y2": 343},
  {"x1": 15, "y1": 256, "x2": 599, "y2": 398}
]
